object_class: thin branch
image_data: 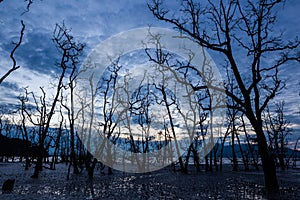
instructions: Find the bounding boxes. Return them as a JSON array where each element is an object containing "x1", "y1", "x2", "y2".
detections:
[{"x1": 0, "y1": 21, "x2": 25, "y2": 85}]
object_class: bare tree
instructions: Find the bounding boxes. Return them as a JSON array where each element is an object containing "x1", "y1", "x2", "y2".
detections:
[
  {"x1": 264, "y1": 101, "x2": 292, "y2": 171},
  {"x1": 192, "y1": 111, "x2": 208, "y2": 172},
  {"x1": 83, "y1": 58, "x2": 123, "y2": 177},
  {"x1": 144, "y1": 30, "x2": 218, "y2": 173},
  {"x1": 148, "y1": 0, "x2": 300, "y2": 193},
  {"x1": 144, "y1": 47, "x2": 187, "y2": 172},
  {"x1": 60, "y1": 23, "x2": 85, "y2": 175},
  {"x1": 96, "y1": 60, "x2": 122, "y2": 175},
  {"x1": 21, "y1": 87, "x2": 49, "y2": 177},
  {"x1": 22, "y1": 22, "x2": 84, "y2": 178},
  {"x1": 224, "y1": 69, "x2": 248, "y2": 171},
  {"x1": 126, "y1": 74, "x2": 156, "y2": 172},
  {"x1": 18, "y1": 91, "x2": 32, "y2": 170}
]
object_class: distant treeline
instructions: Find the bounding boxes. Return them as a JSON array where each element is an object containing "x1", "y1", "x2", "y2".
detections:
[{"x1": 0, "y1": 134, "x2": 47, "y2": 158}]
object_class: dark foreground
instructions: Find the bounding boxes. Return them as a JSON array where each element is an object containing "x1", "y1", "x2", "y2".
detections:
[{"x1": 0, "y1": 163, "x2": 299, "y2": 199}]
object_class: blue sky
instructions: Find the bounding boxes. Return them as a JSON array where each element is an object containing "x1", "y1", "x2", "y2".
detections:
[
  {"x1": 0, "y1": 0, "x2": 167, "y2": 104},
  {"x1": 0, "y1": 0, "x2": 299, "y2": 143}
]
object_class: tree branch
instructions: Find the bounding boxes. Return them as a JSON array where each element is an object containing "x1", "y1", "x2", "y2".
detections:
[{"x1": 0, "y1": 21, "x2": 25, "y2": 85}]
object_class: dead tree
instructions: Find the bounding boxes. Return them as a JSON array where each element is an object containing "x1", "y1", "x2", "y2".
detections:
[
  {"x1": 59, "y1": 23, "x2": 85, "y2": 175},
  {"x1": 18, "y1": 92, "x2": 32, "y2": 170},
  {"x1": 144, "y1": 32, "x2": 214, "y2": 173},
  {"x1": 128, "y1": 77, "x2": 155, "y2": 172},
  {"x1": 145, "y1": 50, "x2": 186, "y2": 172},
  {"x1": 148, "y1": 0, "x2": 300, "y2": 193},
  {"x1": 28, "y1": 22, "x2": 84, "y2": 178},
  {"x1": 225, "y1": 69, "x2": 241, "y2": 171},
  {"x1": 19, "y1": 86, "x2": 60, "y2": 166},
  {"x1": 264, "y1": 101, "x2": 292, "y2": 171},
  {"x1": 86, "y1": 59, "x2": 123, "y2": 177},
  {"x1": 21, "y1": 87, "x2": 51, "y2": 177}
]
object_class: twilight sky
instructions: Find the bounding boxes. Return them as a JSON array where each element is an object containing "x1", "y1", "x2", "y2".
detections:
[{"x1": 0, "y1": 0, "x2": 300, "y2": 142}]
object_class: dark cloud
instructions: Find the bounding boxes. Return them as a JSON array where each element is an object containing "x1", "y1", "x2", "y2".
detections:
[
  {"x1": 0, "y1": 81, "x2": 20, "y2": 91},
  {"x1": 17, "y1": 31, "x2": 61, "y2": 74},
  {"x1": 0, "y1": 103, "x2": 20, "y2": 114}
]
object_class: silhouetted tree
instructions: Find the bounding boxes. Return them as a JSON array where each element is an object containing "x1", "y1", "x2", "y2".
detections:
[
  {"x1": 83, "y1": 58, "x2": 122, "y2": 177},
  {"x1": 18, "y1": 91, "x2": 32, "y2": 170},
  {"x1": 264, "y1": 101, "x2": 292, "y2": 171},
  {"x1": 25, "y1": 22, "x2": 84, "y2": 178},
  {"x1": 148, "y1": 0, "x2": 300, "y2": 193},
  {"x1": 145, "y1": 30, "x2": 214, "y2": 173},
  {"x1": 59, "y1": 22, "x2": 85, "y2": 175},
  {"x1": 96, "y1": 59, "x2": 122, "y2": 175}
]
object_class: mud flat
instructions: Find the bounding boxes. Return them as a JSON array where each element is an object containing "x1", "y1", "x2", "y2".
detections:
[{"x1": 0, "y1": 163, "x2": 299, "y2": 199}]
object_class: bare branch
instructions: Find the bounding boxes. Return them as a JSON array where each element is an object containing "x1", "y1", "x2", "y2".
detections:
[{"x1": 0, "y1": 21, "x2": 25, "y2": 85}]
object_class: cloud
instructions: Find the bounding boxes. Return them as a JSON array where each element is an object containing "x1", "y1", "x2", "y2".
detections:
[
  {"x1": 0, "y1": 0, "x2": 165, "y2": 110},
  {"x1": 0, "y1": 0, "x2": 299, "y2": 143},
  {"x1": 0, "y1": 1, "x2": 162, "y2": 79}
]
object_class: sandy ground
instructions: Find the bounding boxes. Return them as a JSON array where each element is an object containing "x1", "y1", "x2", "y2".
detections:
[{"x1": 0, "y1": 162, "x2": 299, "y2": 199}]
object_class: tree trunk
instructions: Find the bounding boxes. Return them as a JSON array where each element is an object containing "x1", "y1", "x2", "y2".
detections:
[
  {"x1": 278, "y1": 137, "x2": 285, "y2": 171},
  {"x1": 236, "y1": 132, "x2": 249, "y2": 171},
  {"x1": 213, "y1": 144, "x2": 219, "y2": 171},
  {"x1": 31, "y1": 147, "x2": 43, "y2": 178},
  {"x1": 70, "y1": 131, "x2": 79, "y2": 174},
  {"x1": 232, "y1": 134, "x2": 238, "y2": 171},
  {"x1": 88, "y1": 158, "x2": 98, "y2": 179},
  {"x1": 245, "y1": 132, "x2": 259, "y2": 170},
  {"x1": 183, "y1": 143, "x2": 193, "y2": 174},
  {"x1": 219, "y1": 131, "x2": 228, "y2": 172},
  {"x1": 191, "y1": 146, "x2": 200, "y2": 172},
  {"x1": 232, "y1": 120, "x2": 238, "y2": 171},
  {"x1": 205, "y1": 155, "x2": 209, "y2": 172},
  {"x1": 256, "y1": 126, "x2": 279, "y2": 193}
]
